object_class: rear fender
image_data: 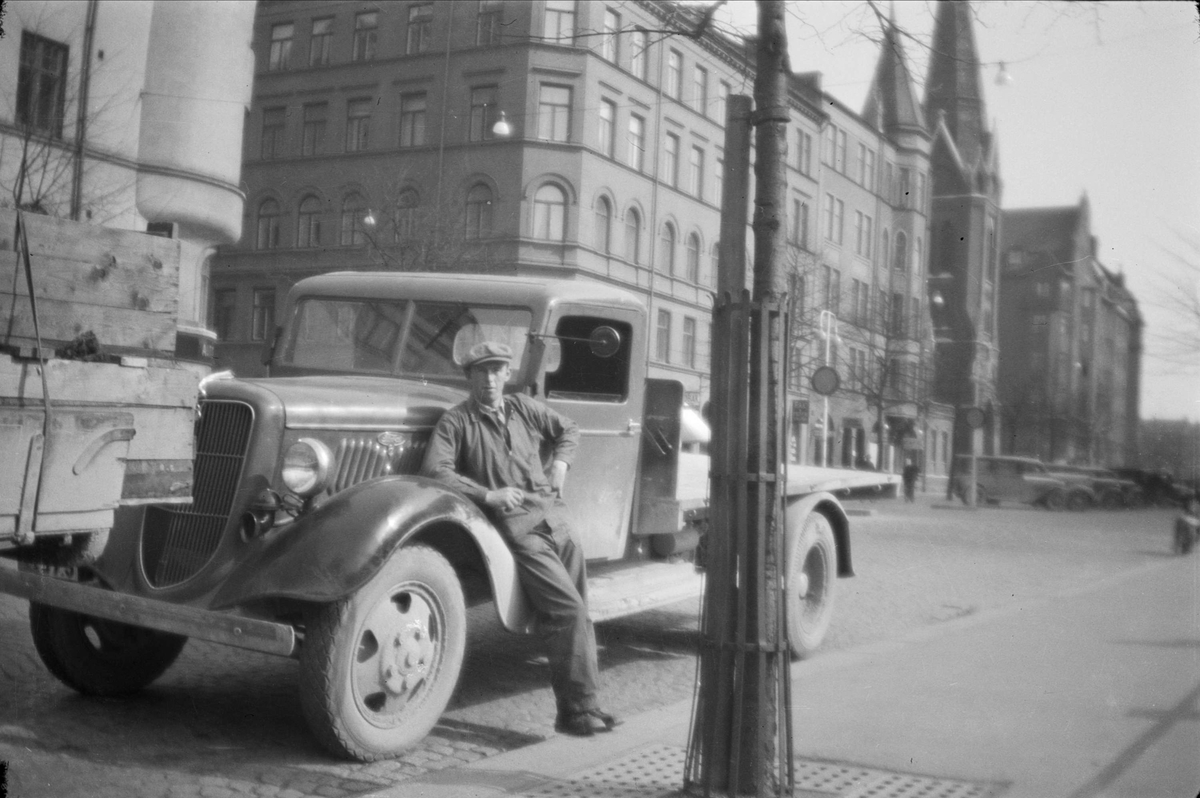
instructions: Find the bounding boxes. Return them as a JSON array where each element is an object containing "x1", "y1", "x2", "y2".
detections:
[
  {"x1": 785, "y1": 491, "x2": 853, "y2": 577},
  {"x1": 210, "y1": 476, "x2": 533, "y2": 631}
]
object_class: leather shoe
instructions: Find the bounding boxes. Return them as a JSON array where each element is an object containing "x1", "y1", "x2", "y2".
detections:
[{"x1": 555, "y1": 708, "x2": 622, "y2": 736}]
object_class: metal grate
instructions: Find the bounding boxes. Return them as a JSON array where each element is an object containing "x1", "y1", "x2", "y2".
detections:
[
  {"x1": 142, "y1": 401, "x2": 253, "y2": 587},
  {"x1": 520, "y1": 745, "x2": 1005, "y2": 798},
  {"x1": 330, "y1": 434, "x2": 427, "y2": 494}
]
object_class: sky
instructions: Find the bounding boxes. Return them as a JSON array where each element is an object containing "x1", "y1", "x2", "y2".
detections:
[{"x1": 715, "y1": 0, "x2": 1200, "y2": 421}]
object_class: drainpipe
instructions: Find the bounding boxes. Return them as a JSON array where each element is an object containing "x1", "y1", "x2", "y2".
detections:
[
  {"x1": 643, "y1": 31, "x2": 667, "y2": 367},
  {"x1": 70, "y1": 0, "x2": 99, "y2": 221}
]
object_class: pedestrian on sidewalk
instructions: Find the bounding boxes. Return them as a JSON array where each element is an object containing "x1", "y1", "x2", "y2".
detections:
[
  {"x1": 422, "y1": 340, "x2": 620, "y2": 738},
  {"x1": 902, "y1": 459, "x2": 920, "y2": 503}
]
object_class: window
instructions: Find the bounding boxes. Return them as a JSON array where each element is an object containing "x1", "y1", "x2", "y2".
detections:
[
  {"x1": 891, "y1": 293, "x2": 905, "y2": 336},
  {"x1": 477, "y1": 0, "x2": 503, "y2": 46},
  {"x1": 824, "y1": 194, "x2": 843, "y2": 244},
  {"x1": 406, "y1": 5, "x2": 432, "y2": 54},
  {"x1": 689, "y1": 146, "x2": 704, "y2": 198},
  {"x1": 354, "y1": 11, "x2": 379, "y2": 61},
  {"x1": 538, "y1": 85, "x2": 571, "y2": 142},
  {"x1": 915, "y1": 237, "x2": 923, "y2": 275},
  {"x1": 836, "y1": 129, "x2": 847, "y2": 173},
  {"x1": 881, "y1": 229, "x2": 889, "y2": 272},
  {"x1": 310, "y1": 17, "x2": 333, "y2": 66},
  {"x1": 17, "y1": 33, "x2": 69, "y2": 137},
  {"x1": 683, "y1": 317, "x2": 697, "y2": 368},
  {"x1": 340, "y1": 193, "x2": 369, "y2": 246},
  {"x1": 710, "y1": 242, "x2": 720, "y2": 287},
  {"x1": 297, "y1": 195, "x2": 322, "y2": 247},
  {"x1": 252, "y1": 289, "x2": 276, "y2": 342},
  {"x1": 656, "y1": 309, "x2": 671, "y2": 362},
  {"x1": 630, "y1": 30, "x2": 648, "y2": 80},
  {"x1": 855, "y1": 212, "x2": 872, "y2": 257},
  {"x1": 822, "y1": 125, "x2": 836, "y2": 167},
  {"x1": 664, "y1": 133, "x2": 679, "y2": 187},
  {"x1": 545, "y1": 316, "x2": 633, "y2": 401},
  {"x1": 469, "y1": 86, "x2": 497, "y2": 141},
  {"x1": 693, "y1": 66, "x2": 708, "y2": 114},
  {"x1": 465, "y1": 184, "x2": 493, "y2": 239},
  {"x1": 859, "y1": 145, "x2": 875, "y2": 190},
  {"x1": 686, "y1": 233, "x2": 701, "y2": 283},
  {"x1": 797, "y1": 130, "x2": 813, "y2": 176},
  {"x1": 627, "y1": 114, "x2": 646, "y2": 171},
  {"x1": 269, "y1": 23, "x2": 293, "y2": 71},
  {"x1": 544, "y1": 0, "x2": 575, "y2": 42},
  {"x1": 399, "y1": 93, "x2": 427, "y2": 147},
  {"x1": 346, "y1": 98, "x2": 371, "y2": 152},
  {"x1": 602, "y1": 9, "x2": 620, "y2": 62},
  {"x1": 594, "y1": 196, "x2": 612, "y2": 253},
  {"x1": 851, "y1": 279, "x2": 868, "y2": 324},
  {"x1": 261, "y1": 107, "x2": 285, "y2": 159},
  {"x1": 894, "y1": 231, "x2": 908, "y2": 271},
  {"x1": 598, "y1": 99, "x2": 615, "y2": 157},
  {"x1": 533, "y1": 184, "x2": 567, "y2": 241},
  {"x1": 256, "y1": 199, "x2": 281, "y2": 249},
  {"x1": 715, "y1": 155, "x2": 724, "y2": 204},
  {"x1": 917, "y1": 172, "x2": 927, "y2": 211},
  {"x1": 301, "y1": 102, "x2": 327, "y2": 156},
  {"x1": 790, "y1": 199, "x2": 806, "y2": 247},
  {"x1": 716, "y1": 80, "x2": 730, "y2": 123},
  {"x1": 625, "y1": 208, "x2": 642, "y2": 264},
  {"x1": 666, "y1": 50, "x2": 682, "y2": 99},
  {"x1": 829, "y1": 268, "x2": 841, "y2": 314},
  {"x1": 658, "y1": 222, "x2": 676, "y2": 274},
  {"x1": 394, "y1": 190, "x2": 419, "y2": 241},
  {"x1": 899, "y1": 168, "x2": 912, "y2": 208},
  {"x1": 212, "y1": 289, "x2": 236, "y2": 341}
]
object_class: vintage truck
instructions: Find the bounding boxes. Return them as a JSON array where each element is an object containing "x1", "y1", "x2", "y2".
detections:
[{"x1": 1, "y1": 270, "x2": 896, "y2": 761}]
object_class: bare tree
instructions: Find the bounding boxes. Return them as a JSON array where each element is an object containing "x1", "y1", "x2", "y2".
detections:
[{"x1": 1148, "y1": 227, "x2": 1200, "y2": 372}]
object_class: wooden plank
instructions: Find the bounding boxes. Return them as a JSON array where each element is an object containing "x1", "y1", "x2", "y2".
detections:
[
  {"x1": 0, "y1": 355, "x2": 198, "y2": 408},
  {"x1": 0, "y1": 251, "x2": 179, "y2": 314},
  {"x1": 0, "y1": 209, "x2": 180, "y2": 270},
  {"x1": 124, "y1": 408, "x2": 195, "y2": 461},
  {"x1": 0, "y1": 292, "x2": 175, "y2": 353}
]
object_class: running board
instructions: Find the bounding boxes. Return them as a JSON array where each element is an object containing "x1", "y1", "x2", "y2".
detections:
[
  {"x1": 0, "y1": 565, "x2": 297, "y2": 657},
  {"x1": 586, "y1": 560, "x2": 704, "y2": 622}
]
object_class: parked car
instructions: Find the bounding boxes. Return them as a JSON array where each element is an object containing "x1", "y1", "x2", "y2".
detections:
[
  {"x1": 1043, "y1": 465, "x2": 1141, "y2": 508},
  {"x1": 952, "y1": 455, "x2": 1092, "y2": 510}
]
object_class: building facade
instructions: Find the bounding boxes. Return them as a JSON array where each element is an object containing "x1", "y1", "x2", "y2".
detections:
[
  {"x1": 214, "y1": 0, "x2": 954, "y2": 472},
  {"x1": 0, "y1": 0, "x2": 256, "y2": 358},
  {"x1": 998, "y1": 196, "x2": 1142, "y2": 466}
]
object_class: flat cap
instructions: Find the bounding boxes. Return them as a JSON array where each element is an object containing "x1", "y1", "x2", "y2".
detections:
[{"x1": 461, "y1": 341, "x2": 513, "y2": 370}]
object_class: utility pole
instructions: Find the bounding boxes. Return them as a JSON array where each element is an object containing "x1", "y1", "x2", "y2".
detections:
[{"x1": 686, "y1": 2, "x2": 794, "y2": 795}]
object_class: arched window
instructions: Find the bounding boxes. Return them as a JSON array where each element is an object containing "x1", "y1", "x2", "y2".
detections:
[
  {"x1": 465, "y1": 184, "x2": 493, "y2": 239},
  {"x1": 894, "y1": 231, "x2": 908, "y2": 272},
  {"x1": 340, "y1": 192, "x2": 369, "y2": 246},
  {"x1": 296, "y1": 195, "x2": 322, "y2": 247},
  {"x1": 658, "y1": 222, "x2": 676, "y2": 274},
  {"x1": 686, "y1": 232, "x2": 701, "y2": 283},
  {"x1": 594, "y1": 196, "x2": 612, "y2": 254},
  {"x1": 532, "y1": 183, "x2": 567, "y2": 241},
  {"x1": 710, "y1": 240, "x2": 720, "y2": 287},
  {"x1": 915, "y1": 236, "x2": 923, "y2": 276},
  {"x1": 624, "y1": 207, "x2": 641, "y2": 264},
  {"x1": 257, "y1": 198, "x2": 281, "y2": 249},
  {"x1": 394, "y1": 189, "x2": 419, "y2": 241},
  {"x1": 880, "y1": 228, "x2": 890, "y2": 272}
]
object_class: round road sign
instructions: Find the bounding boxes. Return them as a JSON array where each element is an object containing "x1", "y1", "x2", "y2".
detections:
[{"x1": 811, "y1": 365, "x2": 840, "y2": 396}]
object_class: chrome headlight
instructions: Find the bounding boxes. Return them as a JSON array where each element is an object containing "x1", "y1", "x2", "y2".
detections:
[{"x1": 281, "y1": 438, "x2": 334, "y2": 498}]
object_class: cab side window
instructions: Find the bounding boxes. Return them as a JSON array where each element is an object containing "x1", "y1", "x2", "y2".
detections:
[{"x1": 545, "y1": 316, "x2": 632, "y2": 402}]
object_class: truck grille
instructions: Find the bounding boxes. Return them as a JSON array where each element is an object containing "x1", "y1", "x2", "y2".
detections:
[
  {"x1": 330, "y1": 434, "x2": 428, "y2": 494},
  {"x1": 142, "y1": 401, "x2": 253, "y2": 588}
]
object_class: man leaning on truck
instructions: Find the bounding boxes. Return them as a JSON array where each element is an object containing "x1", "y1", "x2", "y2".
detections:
[{"x1": 421, "y1": 341, "x2": 620, "y2": 737}]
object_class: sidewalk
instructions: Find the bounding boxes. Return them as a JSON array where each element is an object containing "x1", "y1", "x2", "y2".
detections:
[{"x1": 369, "y1": 555, "x2": 1200, "y2": 798}]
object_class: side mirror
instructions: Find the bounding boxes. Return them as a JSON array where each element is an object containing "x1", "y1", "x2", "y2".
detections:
[{"x1": 588, "y1": 325, "x2": 621, "y2": 358}]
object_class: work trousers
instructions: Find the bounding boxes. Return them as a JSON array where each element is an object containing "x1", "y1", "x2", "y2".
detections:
[{"x1": 508, "y1": 519, "x2": 599, "y2": 717}]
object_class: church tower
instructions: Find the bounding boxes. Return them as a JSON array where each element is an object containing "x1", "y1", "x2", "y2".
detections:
[{"x1": 923, "y1": 0, "x2": 1003, "y2": 456}]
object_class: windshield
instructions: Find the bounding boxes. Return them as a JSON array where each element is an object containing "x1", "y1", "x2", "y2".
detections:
[{"x1": 279, "y1": 298, "x2": 532, "y2": 381}]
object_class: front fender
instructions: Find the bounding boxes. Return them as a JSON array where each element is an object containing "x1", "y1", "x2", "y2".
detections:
[
  {"x1": 210, "y1": 476, "x2": 532, "y2": 631},
  {"x1": 786, "y1": 491, "x2": 853, "y2": 577}
]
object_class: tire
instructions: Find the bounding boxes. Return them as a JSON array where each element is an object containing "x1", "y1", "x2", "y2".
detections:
[
  {"x1": 299, "y1": 545, "x2": 466, "y2": 761},
  {"x1": 1066, "y1": 491, "x2": 1091, "y2": 512},
  {"x1": 975, "y1": 483, "x2": 990, "y2": 506},
  {"x1": 785, "y1": 509, "x2": 837, "y2": 660},
  {"x1": 28, "y1": 604, "x2": 186, "y2": 696},
  {"x1": 1043, "y1": 489, "x2": 1066, "y2": 511},
  {"x1": 1176, "y1": 518, "x2": 1196, "y2": 555}
]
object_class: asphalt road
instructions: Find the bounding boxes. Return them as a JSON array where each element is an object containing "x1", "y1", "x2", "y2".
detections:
[{"x1": 0, "y1": 498, "x2": 1186, "y2": 798}]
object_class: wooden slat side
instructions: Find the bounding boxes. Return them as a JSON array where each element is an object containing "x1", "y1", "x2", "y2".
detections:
[
  {"x1": 0, "y1": 356, "x2": 199, "y2": 408},
  {"x1": 0, "y1": 295, "x2": 175, "y2": 353},
  {"x1": 0, "y1": 251, "x2": 180, "y2": 314},
  {"x1": 0, "y1": 209, "x2": 181, "y2": 268}
]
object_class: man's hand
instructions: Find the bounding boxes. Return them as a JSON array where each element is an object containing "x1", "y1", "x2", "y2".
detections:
[
  {"x1": 550, "y1": 460, "x2": 569, "y2": 497},
  {"x1": 485, "y1": 486, "x2": 525, "y2": 511}
]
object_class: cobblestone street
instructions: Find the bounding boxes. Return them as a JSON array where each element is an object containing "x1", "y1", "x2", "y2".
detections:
[{"x1": 1, "y1": 499, "x2": 1179, "y2": 797}]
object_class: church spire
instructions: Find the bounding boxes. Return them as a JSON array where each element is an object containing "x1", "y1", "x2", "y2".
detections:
[
  {"x1": 861, "y1": 12, "x2": 926, "y2": 134},
  {"x1": 923, "y1": 0, "x2": 989, "y2": 167}
]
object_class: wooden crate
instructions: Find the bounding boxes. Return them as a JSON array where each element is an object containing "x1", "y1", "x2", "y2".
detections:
[{"x1": 0, "y1": 209, "x2": 181, "y2": 356}]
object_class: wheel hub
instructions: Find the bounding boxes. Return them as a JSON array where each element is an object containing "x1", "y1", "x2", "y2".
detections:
[
  {"x1": 381, "y1": 620, "x2": 432, "y2": 696},
  {"x1": 795, "y1": 571, "x2": 810, "y2": 597}
]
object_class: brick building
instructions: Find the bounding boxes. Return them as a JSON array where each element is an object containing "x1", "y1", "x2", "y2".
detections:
[{"x1": 998, "y1": 196, "x2": 1142, "y2": 466}]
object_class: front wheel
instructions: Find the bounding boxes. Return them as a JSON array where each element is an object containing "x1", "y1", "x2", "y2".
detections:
[
  {"x1": 299, "y1": 545, "x2": 466, "y2": 761},
  {"x1": 29, "y1": 604, "x2": 187, "y2": 696},
  {"x1": 785, "y1": 509, "x2": 837, "y2": 659}
]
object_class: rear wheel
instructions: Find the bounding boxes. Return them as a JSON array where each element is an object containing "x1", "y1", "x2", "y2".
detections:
[
  {"x1": 785, "y1": 509, "x2": 837, "y2": 659},
  {"x1": 29, "y1": 604, "x2": 186, "y2": 696},
  {"x1": 299, "y1": 545, "x2": 466, "y2": 761}
]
